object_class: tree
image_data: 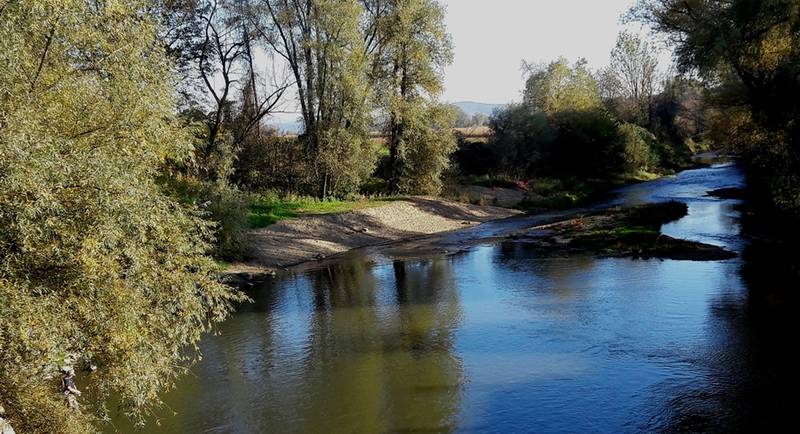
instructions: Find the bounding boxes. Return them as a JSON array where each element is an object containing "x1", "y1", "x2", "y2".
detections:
[
  {"x1": 160, "y1": 0, "x2": 289, "y2": 181},
  {"x1": 395, "y1": 102, "x2": 458, "y2": 194},
  {"x1": 600, "y1": 31, "x2": 660, "y2": 126},
  {"x1": 0, "y1": 1, "x2": 244, "y2": 432},
  {"x1": 633, "y1": 0, "x2": 800, "y2": 212},
  {"x1": 522, "y1": 57, "x2": 601, "y2": 114},
  {"x1": 488, "y1": 104, "x2": 556, "y2": 177},
  {"x1": 153, "y1": 0, "x2": 209, "y2": 106},
  {"x1": 368, "y1": 0, "x2": 455, "y2": 194},
  {"x1": 471, "y1": 112, "x2": 490, "y2": 126},
  {"x1": 252, "y1": 0, "x2": 377, "y2": 197}
]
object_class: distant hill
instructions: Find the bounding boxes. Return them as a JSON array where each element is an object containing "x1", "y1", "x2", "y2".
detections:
[{"x1": 452, "y1": 101, "x2": 505, "y2": 117}]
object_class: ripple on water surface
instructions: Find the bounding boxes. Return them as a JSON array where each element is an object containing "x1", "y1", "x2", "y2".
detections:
[{"x1": 110, "y1": 163, "x2": 793, "y2": 433}]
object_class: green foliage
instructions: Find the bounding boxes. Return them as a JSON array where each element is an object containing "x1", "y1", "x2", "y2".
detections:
[
  {"x1": 617, "y1": 123, "x2": 658, "y2": 173},
  {"x1": 548, "y1": 108, "x2": 624, "y2": 178},
  {"x1": 649, "y1": 76, "x2": 707, "y2": 166},
  {"x1": 232, "y1": 132, "x2": 310, "y2": 192},
  {"x1": 0, "y1": 1, "x2": 243, "y2": 432},
  {"x1": 203, "y1": 185, "x2": 250, "y2": 260},
  {"x1": 258, "y1": 0, "x2": 377, "y2": 197},
  {"x1": 487, "y1": 104, "x2": 556, "y2": 177},
  {"x1": 159, "y1": 177, "x2": 250, "y2": 261},
  {"x1": 448, "y1": 104, "x2": 472, "y2": 128},
  {"x1": 247, "y1": 192, "x2": 397, "y2": 228},
  {"x1": 486, "y1": 104, "x2": 632, "y2": 180},
  {"x1": 635, "y1": 0, "x2": 800, "y2": 214},
  {"x1": 523, "y1": 58, "x2": 602, "y2": 114},
  {"x1": 370, "y1": 0, "x2": 456, "y2": 194},
  {"x1": 395, "y1": 103, "x2": 458, "y2": 195},
  {"x1": 478, "y1": 49, "x2": 697, "y2": 185}
]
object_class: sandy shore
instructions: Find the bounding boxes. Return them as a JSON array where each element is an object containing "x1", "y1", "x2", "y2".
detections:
[{"x1": 228, "y1": 196, "x2": 521, "y2": 273}]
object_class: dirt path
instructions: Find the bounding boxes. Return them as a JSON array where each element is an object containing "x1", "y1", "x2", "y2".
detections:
[{"x1": 228, "y1": 197, "x2": 521, "y2": 273}]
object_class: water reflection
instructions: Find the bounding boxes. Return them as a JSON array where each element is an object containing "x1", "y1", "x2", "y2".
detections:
[
  {"x1": 110, "y1": 163, "x2": 795, "y2": 433},
  {"x1": 114, "y1": 259, "x2": 465, "y2": 433}
]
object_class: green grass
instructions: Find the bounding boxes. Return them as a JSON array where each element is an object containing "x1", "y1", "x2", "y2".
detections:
[
  {"x1": 247, "y1": 194, "x2": 399, "y2": 228},
  {"x1": 214, "y1": 259, "x2": 232, "y2": 270}
]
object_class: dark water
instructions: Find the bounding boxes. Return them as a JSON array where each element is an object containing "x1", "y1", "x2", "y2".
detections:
[{"x1": 114, "y1": 163, "x2": 795, "y2": 433}]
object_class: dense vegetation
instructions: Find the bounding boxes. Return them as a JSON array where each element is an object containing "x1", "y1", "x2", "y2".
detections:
[
  {"x1": 633, "y1": 0, "x2": 800, "y2": 216},
  {"x1": 150, "y1": 0, "x2": 460, "y2": 261},
  {"x1": 454, "y1": 36, "x2": 704, "y2": 206},
  {"x1": 2, "y1": 0, "x2": 797, "y2": 431},
  {"x1": 0, "y1": 0, "x2": 455, "y2": 432},
  {"x1": 0, "y1": 1, "x2": 245, "y2": 432}
]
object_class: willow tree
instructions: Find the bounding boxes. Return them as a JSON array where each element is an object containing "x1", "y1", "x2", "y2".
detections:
[
  {"x1": 0, "y1": 1, "x2": 243, "y2": 432},
  {"x1": 368, "y1": 0, "x2": 455, "y2": 194},
  {"x1": 253, "y1": 0, "x2": 377, "y2": 197}
]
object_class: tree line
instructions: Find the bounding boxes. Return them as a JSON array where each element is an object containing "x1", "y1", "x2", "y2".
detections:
[
  {"x1": 158, "y1": 0, "x2": 456, "y2": 197},
  {"x1": 3, "y1": 0, "x2": 798, "y2": 432},
  {"x1": 634, "y1": 0, "x2": 800, "y2": 216},
  {"x1": 455, "y1": 31, "x2": 705, "y2": 194}
]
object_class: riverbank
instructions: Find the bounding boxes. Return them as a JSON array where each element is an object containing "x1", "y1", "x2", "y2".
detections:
[
  {"x1": 227, "y1": 196, "x2": 521, "y2": 275},
  {"x1": 228, "y1": 161, "x2": 732, "y2": 280},
  {"x1": 508, "y1": 201, "x2": 737, "y2": 261}
]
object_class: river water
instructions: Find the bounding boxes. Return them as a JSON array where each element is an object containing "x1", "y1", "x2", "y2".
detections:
[{"x1": 114, "y1": 163, "x2": 795, "y2": 433}]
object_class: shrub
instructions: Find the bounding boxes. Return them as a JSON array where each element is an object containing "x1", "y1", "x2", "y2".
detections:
[
  {"x1": 160, "y1": 177, "x2": 250, "y2": 261},
  {"x1": 547, "y1": 108, "x2": 623, "y2": 177},
  {"x1": 451, "y1": 137, "x2": 501, "y2": 176},
  {"x1": 232, "y1": 132, "x2": 314, "y2": 194},
  {"x1": 617, "y1": 123, "x2": 658, "y2": 173},
  {"x1": 488, "y1": 104, "x2": 556, "y2": 177},
  {"x1": 204, "y1": 185, "x2": 250, "y2": 261}
]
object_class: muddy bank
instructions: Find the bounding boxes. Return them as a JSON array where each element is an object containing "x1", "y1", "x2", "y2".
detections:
[{"x1": 508, "y1": 202, "x2": 737, "y2": 261}]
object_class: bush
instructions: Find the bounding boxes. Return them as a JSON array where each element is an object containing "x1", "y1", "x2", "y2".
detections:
[
  {"x1": 617, "y1": 123, "x2": 658, "y2": 173},
  {"x1": 451, "y1": 137, "x2": 500, "y2": 176},
  {"x1": 547, "y1": 108, "x2": 623, "y2": 177},
  {"x1": 204, "y1": 185, "x2": 250, "y2": 261},
  {"x1": 232, "y1": 132, "x2": 315, "y2": 194},
  {"x1": 160, "y1": 177, "x2": 250, "y2": 261},
  {"x1": 488, "y1": 104, "x2": 556, "y2": 177}
]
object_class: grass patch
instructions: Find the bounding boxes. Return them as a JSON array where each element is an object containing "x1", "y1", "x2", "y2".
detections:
[
  {"x1": 247, "y1": 193, "x2": 399, "y2": 228},
  {"x1": 214, "y1": 259, "x2": 232, "y2": 270}
]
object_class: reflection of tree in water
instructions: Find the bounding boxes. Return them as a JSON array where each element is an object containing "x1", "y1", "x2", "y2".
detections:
[
  {"x1": 497, "y1": 241, "x2": 598, "y2": 299},
  {"x1": 298, "y1": 258, "x2": 465, "y2": 433},
  {"x1": 382, "y1": 259, "x2": 464, "y2": 432},
  {"x1": 117, "y1": 279, "x2": 297, "y2": 432}
]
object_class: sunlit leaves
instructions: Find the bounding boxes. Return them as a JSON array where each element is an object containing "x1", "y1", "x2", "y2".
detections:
[
  {"x1": 523, "y1": 58, "x2": 601, "y2": 114},
  {"x1": 0, "y1": 1, "x2": 243, "y2": 432}
]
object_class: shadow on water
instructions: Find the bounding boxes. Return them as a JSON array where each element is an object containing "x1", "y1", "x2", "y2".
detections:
[{"x1": 110, "y1": 162, "x2": 796, "y2": 433}]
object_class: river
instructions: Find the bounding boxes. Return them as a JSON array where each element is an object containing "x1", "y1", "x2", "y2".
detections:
[{"x1": 113, "y1": 162, "x2": 794, "y2": 433}]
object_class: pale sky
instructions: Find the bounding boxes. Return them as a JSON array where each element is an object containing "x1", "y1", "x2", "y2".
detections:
[{"x1": 440, "y1": 0, "x2": 654, "y2": 104}]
